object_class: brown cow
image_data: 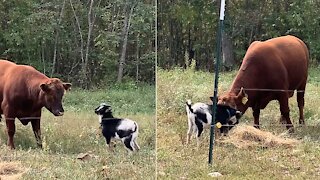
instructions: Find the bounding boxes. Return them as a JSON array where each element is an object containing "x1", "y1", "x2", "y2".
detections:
[
  {"x1": 218, "y1": 35, "x2": 308, "y2": 132},
  {"x1": 0, "y1": 60, "x2": 71, "y2": 149}
]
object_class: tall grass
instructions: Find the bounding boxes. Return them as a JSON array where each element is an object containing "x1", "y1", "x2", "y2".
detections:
[
  {"x1": 157, "y1": 67, "x2": 320, "y2": 179},
  {"x1": 0, "y1": 83, "x2": 156, "y2": 179}
]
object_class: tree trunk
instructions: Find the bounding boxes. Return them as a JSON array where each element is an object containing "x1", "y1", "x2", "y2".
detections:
[
  {"x1": 222, "y1": 32, "x2": 235, "y2": 70},
  {"x1": 135, "y1": 34, "x2": 140, "y2": 82},
  {"x1": 51, "y1": 0, "x2": 66, "y2": 77},
  {"x1": 83, "y1": 0, "x2": 95, "y2": 89},
  {"x1": 70, "y1": 0, "x2": 85, "y2": 86},
  {"x1": 117, "y1": 2, "x2": 135, "y2": 83}
]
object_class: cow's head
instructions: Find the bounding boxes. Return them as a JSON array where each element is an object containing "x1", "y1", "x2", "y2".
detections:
[
  {"x1": 217, "y1": 87, "x2": 249, "y2": 112},
  {"x1": 40, "y1": 78, "x2": 71, "y2": 116}
]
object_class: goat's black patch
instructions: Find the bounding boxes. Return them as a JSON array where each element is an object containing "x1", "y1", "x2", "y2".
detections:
[
  {"x1": 117, "y1": 129, "x2": 134, "y2": 138},
  {"x1": 124, "y1": 135, "x2": 133, "y2": 151},
  {"x1": 100, "y1": 119, "x2": 122, "y2": 141},
  {"x1": 195, "y1": 112, "x2": 208, "y2": 123},
  {"x1": 215, "y1": 104, "x2": 240, "y2": 133}
]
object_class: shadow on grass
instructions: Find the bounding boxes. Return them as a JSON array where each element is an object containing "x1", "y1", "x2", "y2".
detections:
[{"x1": 293, "y1": 125, "x2": 320, "y2": 141}]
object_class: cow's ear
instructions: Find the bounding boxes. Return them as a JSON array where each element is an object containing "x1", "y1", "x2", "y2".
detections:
[
  {"x1": 237, "y1": 87, "x2": 248, "y2": 104},
  {"x1": 63, "y1": 83, "x2": 72, "y2": 91},
  {"x1": 40, "y1": 83, "x2": 51, "y2": 93}
]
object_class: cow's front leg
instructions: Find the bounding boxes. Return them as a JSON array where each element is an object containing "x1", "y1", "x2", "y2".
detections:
[
  {"x1": 31, "y1": 118, "x2": 42, "y2": 148},
  {"x1": 278, "y1": 95, "x2": 294, "y2": 132},
  {"x1": 252, "y1": 108, "x2": 260, "y2": 129},
  {"x1": 5, "y1": 118, "x2": 16, "y2": 149}
]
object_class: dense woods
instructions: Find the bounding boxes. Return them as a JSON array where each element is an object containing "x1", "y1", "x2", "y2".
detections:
[
  {"x1": 157, "y1": 0, "x2": 320, "y2": 71},
  {"x1": 0, "y1": 0, "x2": 155, "y2": 88}
]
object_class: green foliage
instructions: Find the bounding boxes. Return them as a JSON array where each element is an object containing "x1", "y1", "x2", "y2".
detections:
[
  {"x1": 158, "y1": 0, "x2": 320, "y2": 70},
  {"x1": 0, "y1": 0, "x2": 155, "y2": 88},
  {"x1": 64, "y1": 82, "x2": 155, "y2": 114}
]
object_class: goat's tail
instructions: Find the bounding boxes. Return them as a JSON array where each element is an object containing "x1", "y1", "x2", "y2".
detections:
[
  {"x1": 133, "y1": 122, "x2": 139, "y2": 133},
  {"x1": 186, "y1": 99, "x2": 193, "y2": 113}
]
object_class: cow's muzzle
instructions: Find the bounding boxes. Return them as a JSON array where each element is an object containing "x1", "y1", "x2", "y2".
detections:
[{"x1": 53, "y1": 110, "x2": 64, "y2": 116}]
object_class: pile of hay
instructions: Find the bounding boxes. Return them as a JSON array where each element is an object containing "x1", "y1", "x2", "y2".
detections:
[
  {"x1": 0, "y1": 162, "x2": 27, "y2": 180},
  {"x1": 220, "y1": 124, "x2": 300, "y2": 149}
]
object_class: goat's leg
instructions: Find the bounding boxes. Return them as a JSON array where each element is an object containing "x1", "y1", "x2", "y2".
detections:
[
  {"x1": 196, "y1": 124, "x2": 203, "y2": 148},
  {"x1": 132, "y1": 135, "x2": 140, "y2": 151},
  {"x1": 134, "y1": 141, "x2": 140, "y2": 151},
  {"x1": 186, "y1": 116, "x2": 194, "y2": 144},
  {"x1": 105, "y1": 137, "x2": 114, "y2": 151},
  {"x1": 123, "y1": 136, "x2": 134, "y2": 151}
]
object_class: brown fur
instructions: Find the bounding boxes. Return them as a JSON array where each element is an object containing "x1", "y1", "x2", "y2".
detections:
[
  {"x1": 0, "y1": 60, "x2": 71, "y2": 149},
  {"x1": 218, "y1": 35, "x2": 309, "y2": 131}
]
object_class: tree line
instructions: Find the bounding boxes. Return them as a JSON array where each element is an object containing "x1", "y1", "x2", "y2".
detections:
[
  {"x1": 0, "y1": 0, "x2": 155, "y2": 88},
  {"x1": 158, "y1": 0, "x2": 320, "y2": 71}
]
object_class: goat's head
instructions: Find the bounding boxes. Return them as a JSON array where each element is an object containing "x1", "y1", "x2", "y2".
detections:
[
  {"x1": 94, "y1": 103, "x2": 112, "y2": 115},
  {"x1": 215, "y1": 104, "x2": 242, "y2": 134}
]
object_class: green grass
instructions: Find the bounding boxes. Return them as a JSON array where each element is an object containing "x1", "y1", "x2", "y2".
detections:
[
  {"x1": 0, "y1": 84, "x2": 155, "y2": 179},
  {"x1": 157, "y1": 67, "x2": 320, "y2": 179}
]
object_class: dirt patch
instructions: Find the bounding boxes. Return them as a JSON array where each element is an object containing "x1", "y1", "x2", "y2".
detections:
[
  {"x1": 220, "y1": 124, "x2": 300, "y2": 149},
  {"x1": 0, "y1": 162, "x2": 27, "y2": 180}
]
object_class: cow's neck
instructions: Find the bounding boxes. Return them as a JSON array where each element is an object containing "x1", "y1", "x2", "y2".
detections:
[
  {"x1": 228, "y1": 73, "x2": 254, "y2": 113},
  {"x1": 31, "y1": 79, "x2": 50, "y2": 108}
]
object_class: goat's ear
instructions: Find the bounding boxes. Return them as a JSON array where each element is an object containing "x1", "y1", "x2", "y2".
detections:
[{"x1": 209, "y1": 96, "x2": 217, "y2": 102}]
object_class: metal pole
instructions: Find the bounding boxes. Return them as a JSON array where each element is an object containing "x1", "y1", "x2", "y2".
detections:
[{"x1": 208, "y1": 0, "x2": 225, "y2": 165}]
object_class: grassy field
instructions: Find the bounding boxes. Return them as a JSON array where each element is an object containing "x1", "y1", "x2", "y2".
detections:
[
  {"x1": 0, "y1": 83, "x2": 156, "y2": 179},
  {"x1": 157, "y1": 67, "x2": 320, "y2": 179}
]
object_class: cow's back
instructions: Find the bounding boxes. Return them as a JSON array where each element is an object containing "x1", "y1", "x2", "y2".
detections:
[
  {"x1": 0, "y1": 60, "x2": 17, "y2": 109},
  {"x1": 233, "y1": 35, "x2": 308, "y2": 92}
]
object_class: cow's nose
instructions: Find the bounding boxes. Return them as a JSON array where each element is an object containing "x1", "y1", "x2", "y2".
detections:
[{"x1": 53, "y1": 110, "x2": 64, "y2": 116}]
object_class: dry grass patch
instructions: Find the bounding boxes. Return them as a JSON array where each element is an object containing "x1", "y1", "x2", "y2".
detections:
[
  {"x1": 0, "y1": 162, "x2": 27, "y2": 180},
  {"x1": 220, "y1": 124, "x2": 300, "y2": 149}
]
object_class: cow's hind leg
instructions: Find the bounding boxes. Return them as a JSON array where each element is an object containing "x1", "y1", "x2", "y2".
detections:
[
  {"x1": 31, "y1": 119, "x2": 42, "y2": 148},
  {"x1": 278, "y1": 94, "x2": 294, "y2": 132},
  {"x1": 297, "y1": 85, "x2": 306, "y2": 125}
]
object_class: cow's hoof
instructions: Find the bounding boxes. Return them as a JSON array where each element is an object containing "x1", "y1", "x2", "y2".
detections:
[{"x1": 299, "y1": 119, "x2": 305, "y2": 125}]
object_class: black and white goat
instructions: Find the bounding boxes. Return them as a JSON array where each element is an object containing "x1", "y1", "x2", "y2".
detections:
[
  {"x1": 94, "y1": 103, "x2": 140, "y2": 152},
  {"x1": 185, "y1": 99, "x2": 242, "y2": 146}
]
